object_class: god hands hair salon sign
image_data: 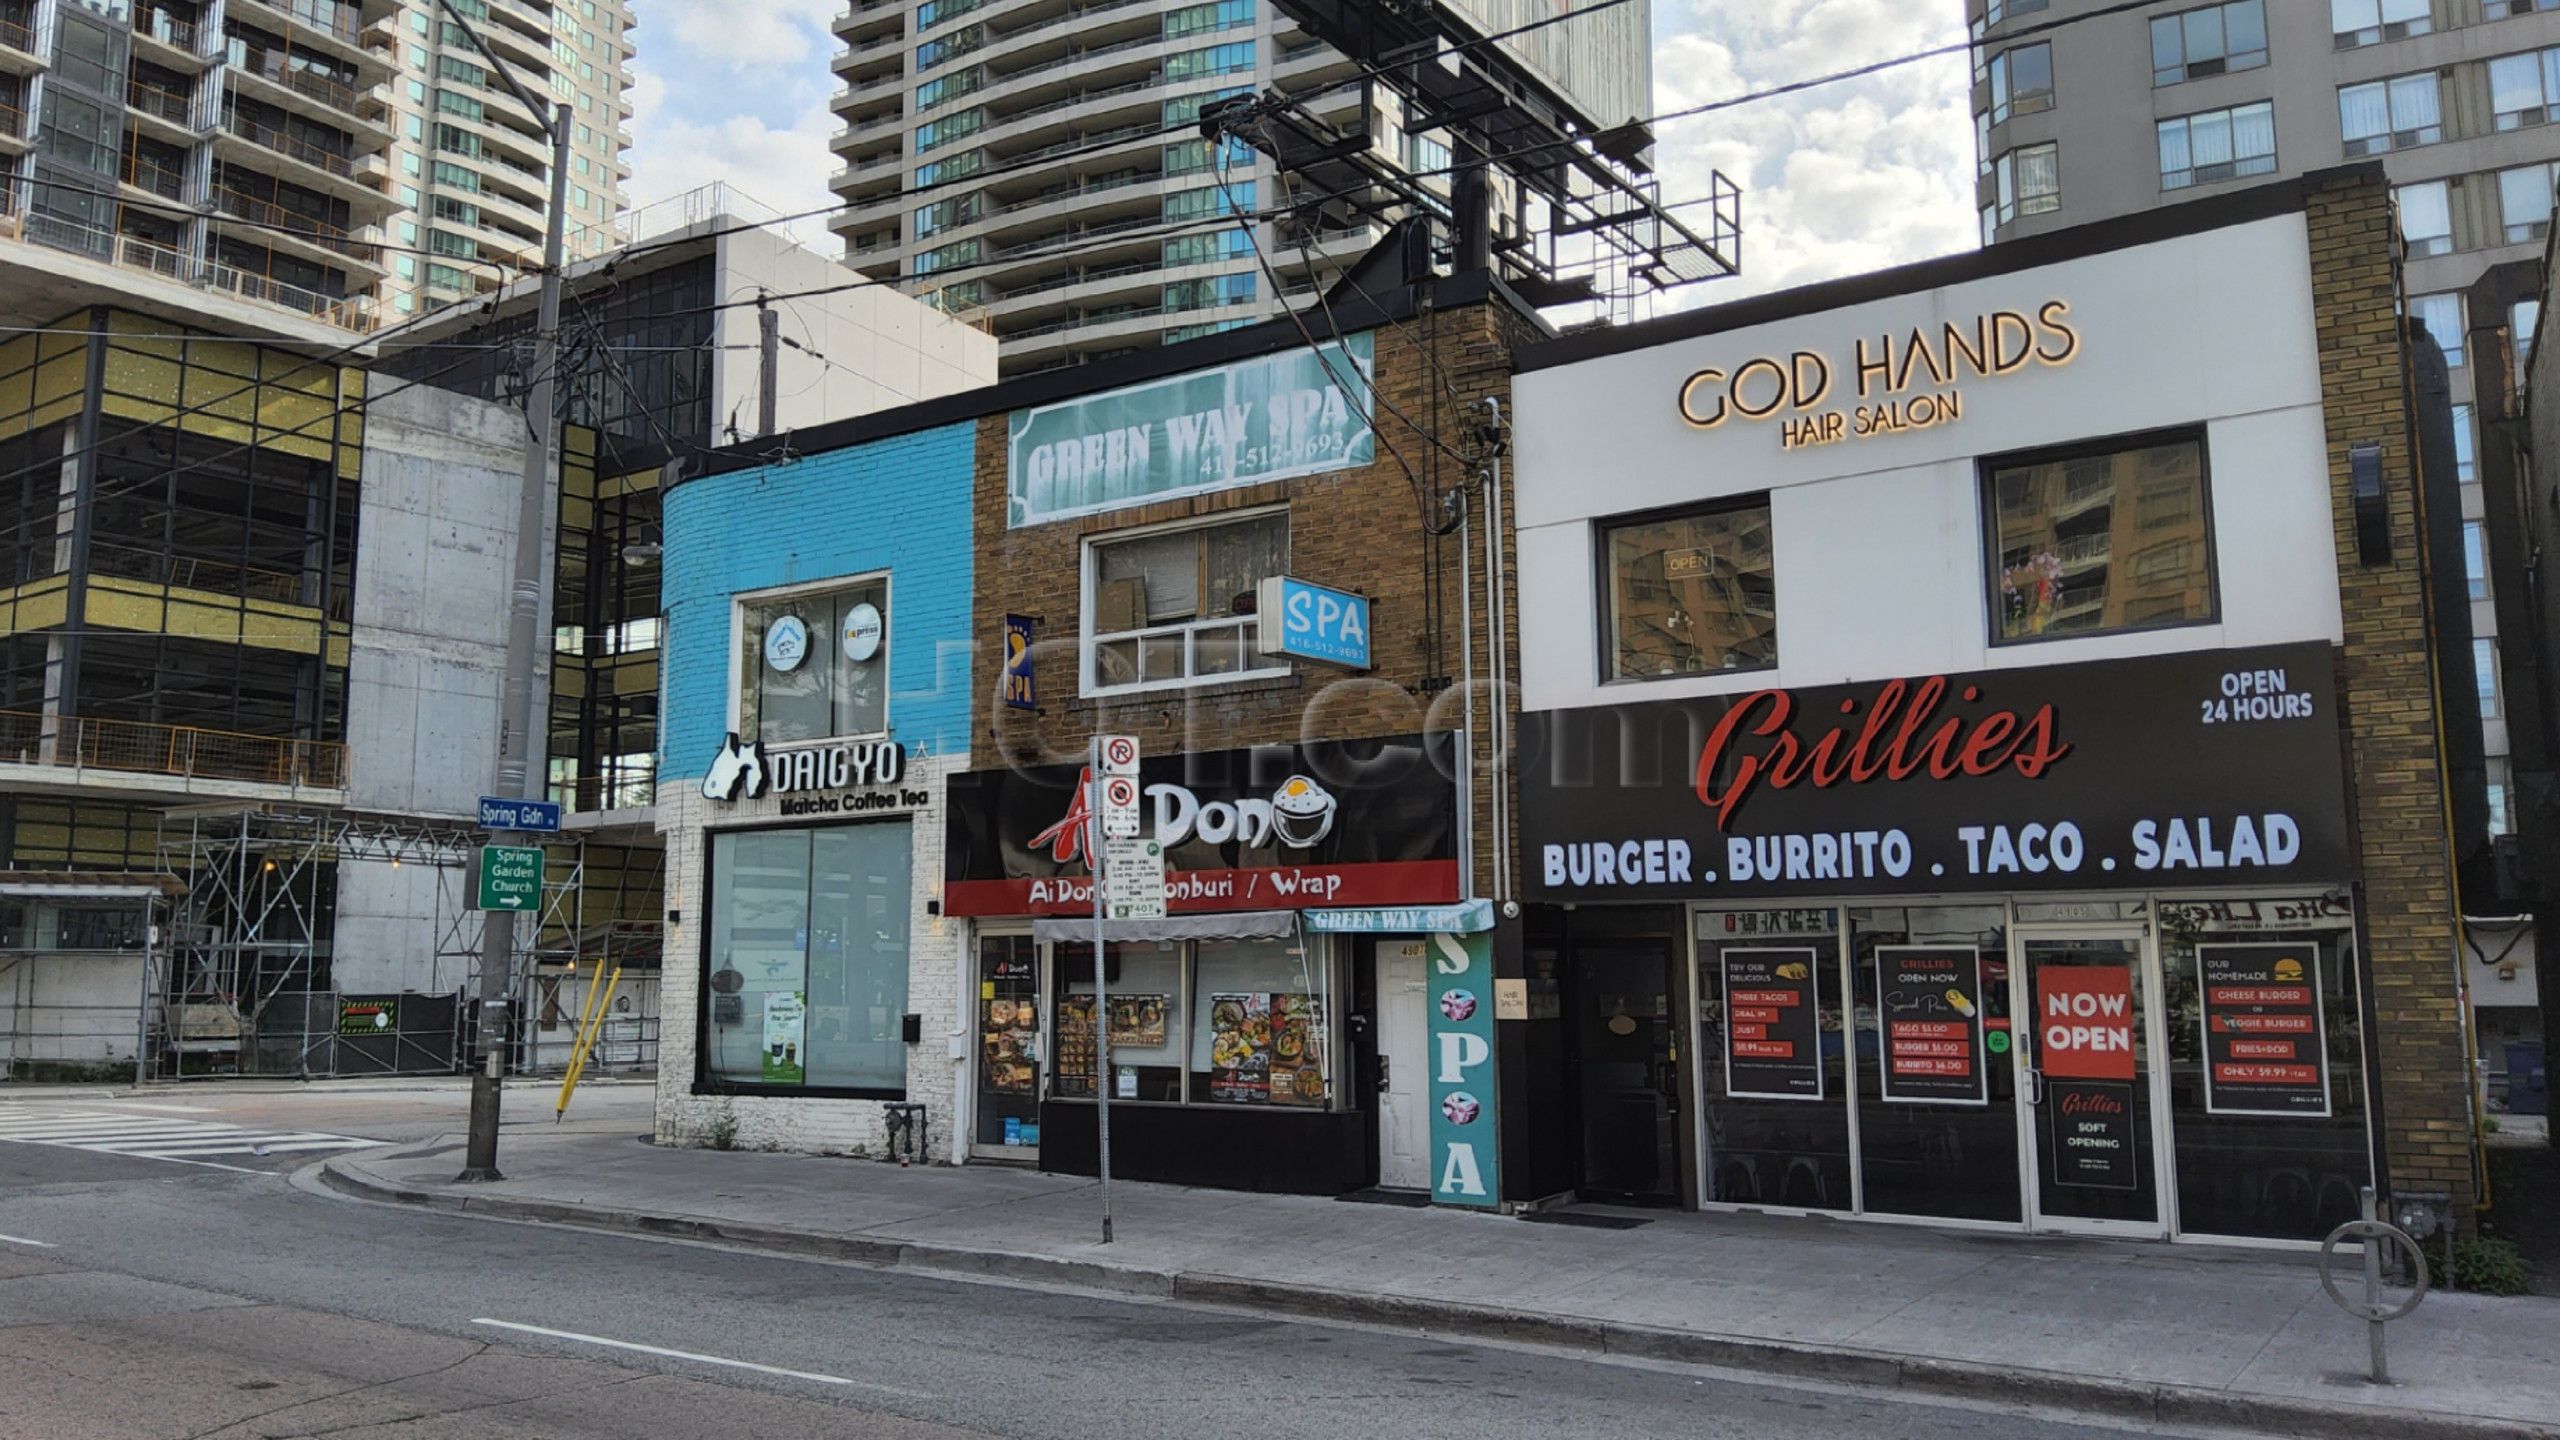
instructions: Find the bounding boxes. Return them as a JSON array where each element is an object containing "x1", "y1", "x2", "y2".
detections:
[
  {"x1": 1676, "y1": 300, "x2": 2079, "y2": 452},
  {"x1": 1006, "y1": 334, "x2": 1377, "y2": 526},
  {"x1": 1519, "y1": 642, "x2": 2350, "y2": 903}
]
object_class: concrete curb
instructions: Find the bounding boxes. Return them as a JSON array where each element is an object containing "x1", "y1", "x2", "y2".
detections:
[{"x1": 316, "y1": 1156, "x2": 2555, "y2": 1440}]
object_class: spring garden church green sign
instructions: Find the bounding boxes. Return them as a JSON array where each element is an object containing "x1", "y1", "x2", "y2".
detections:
[{"x1": 1006, "y1": 333, "x2": 1376, "y2": 526}]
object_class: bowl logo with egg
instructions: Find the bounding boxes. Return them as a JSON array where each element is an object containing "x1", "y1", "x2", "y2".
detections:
[{"x1": 1270, "y1": 774, "x2": 1337, "y2": 847}]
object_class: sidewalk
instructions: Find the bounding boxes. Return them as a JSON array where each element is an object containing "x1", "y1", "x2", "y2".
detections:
[{"x1": 321, "y1": 1131, "x2": 2560, "y2": 1440}]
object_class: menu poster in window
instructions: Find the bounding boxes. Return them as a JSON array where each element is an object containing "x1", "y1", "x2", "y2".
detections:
[
  {"x1": 982, "y1": 992, "x2": 1038, "y2": 1096},
  {"x1": 1207, "y1": 992, "x2": 1271, "y2": 1103},
  {"x1": 761, "y1": 990, "x2": 807, "y2": 1084},
  {"x1": 1267, "y1": 993, "x2": 1326, "y2": 1107},
  {"x1": 1054, "y1": 994, "x2": 1098, "y2": 1098},
  {"x1": 1722, "y1": 947, "x2": 1822, "y2": 1100},
  {"x1": 1875, "y1": 946, "x2": 1988, "y2": 1105},
  {"x1": 2048, "y1": 1080, "x2": 2139, "y2": 1190},
  {"x1": 1108, "y1": 993, "x2": 1168, "y2": 1048},
  {"x1": 2198, "y1": 942, "x2": 2330, "y2": 1116}
]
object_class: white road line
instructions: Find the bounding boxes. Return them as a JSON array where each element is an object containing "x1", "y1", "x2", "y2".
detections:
[
  {"x1": 120, "y1": 1139, "x2": 375, "y2": 1158},
  {"x1": 0, "y1": 1233, "x2": 54, "y2": 1248},
  {"x1": 470, "y1": 1319, "x2": 935, "y2": 1397},
  {"x1": 0, "y1": 1113, "x2": 377, "y2": 1171},
  {"x1": 89, "y1": 1102, "x2": 214, "y2": 1114}
]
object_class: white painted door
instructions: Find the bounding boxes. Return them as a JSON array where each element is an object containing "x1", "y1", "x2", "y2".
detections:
[{"x1": 1378, "y1": 941, "x2": 1431, "y2": 1191}]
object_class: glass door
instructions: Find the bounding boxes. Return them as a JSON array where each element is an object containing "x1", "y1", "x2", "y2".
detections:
[
  {"x1": 2010, "y1": 930, "x2": 2171, "y2": 1237},
  {"x1": 971, "y1": 932, "x2": 1041, "y2": 1159}
]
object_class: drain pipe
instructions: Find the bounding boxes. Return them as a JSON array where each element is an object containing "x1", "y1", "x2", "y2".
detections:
[
  {"x1": 1457, "y1": 487, "x2": 1477, "y2": 900},
  {"x1": 1481, "y1": 397, "x2": 1511, "y2": 905}
]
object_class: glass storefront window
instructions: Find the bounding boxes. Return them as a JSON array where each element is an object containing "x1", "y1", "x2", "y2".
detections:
[
  {"x1": 1602, "y1": 500, "x2": 1778, "y2": 680},
  {"x1": 1984, "y1": 434, "x2": 2216, "y2": 642},
  {"x1": 1042, "y1": 935, "x2": 1335, "y2": 1108},
  {"x1": 2157, "y1": 893, "x2": 2371, "y2": 1240},
  {"x1": 1694, "y1": 909, "x2": 1851, "y2": 1211},
  {"x1": 1849, "y1": 904, "x2": 2020, "y2": 1223},
  {"x1": 702, "y1": 821, "x2": 912, "y2": 1093}
]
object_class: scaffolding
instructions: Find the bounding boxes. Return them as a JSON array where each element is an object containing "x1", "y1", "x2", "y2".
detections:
[{"x1": 137, "y1": 803, "x2": 663, "y2": 1079}]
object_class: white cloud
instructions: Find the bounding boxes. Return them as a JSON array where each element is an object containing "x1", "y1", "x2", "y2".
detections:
[
  {"x1": 633, "y1": 0, "x2": 838, "y2": 73},
  {"x1": 621, "y1": 93, "x2": 839, "y2": 247}
]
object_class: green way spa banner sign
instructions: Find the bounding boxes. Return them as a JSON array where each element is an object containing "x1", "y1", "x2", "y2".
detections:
[
  {"x1": 1518, "y1": 642, "x2": 2351, "y2": 902},
  {"x1": 1006, "y1": 333, "x2": 1377, "y2": 526}
]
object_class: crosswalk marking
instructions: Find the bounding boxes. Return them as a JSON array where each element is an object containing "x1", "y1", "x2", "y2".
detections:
[{"x1": 0, "y1": 1107, "x2": 382, "y2": 1166}]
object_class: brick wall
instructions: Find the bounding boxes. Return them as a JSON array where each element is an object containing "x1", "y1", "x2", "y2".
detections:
[
  {"x1": 653, "y1": 753, "x2": 968, "y2": 1160},
  {"x1": 2305, "y1": 172, "x2": 2479, "y2": 1221},
  {"x1": 970, "y1": 299, "x2": 1532, "y2": 899},
  {"x1": 659, "y1": 421, "x2": 978, "y2": 780}
]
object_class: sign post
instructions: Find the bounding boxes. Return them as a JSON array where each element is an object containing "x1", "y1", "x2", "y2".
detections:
[{"x1": 1090, "y1": 734, "x2": 1139, "y2": 1243}]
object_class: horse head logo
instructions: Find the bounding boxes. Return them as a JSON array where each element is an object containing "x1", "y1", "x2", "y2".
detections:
[{"x1": 701, "y1": 732, "x2": 767, "y2": 802}]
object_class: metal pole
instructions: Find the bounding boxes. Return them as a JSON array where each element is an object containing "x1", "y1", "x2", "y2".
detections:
[
  {"x1": 131, "y1": 899, "x2": 155, "y2": 1088},
  {"x1": 1088, "y1": 736, "x2": 1114, "y2": 1243},
  {"x1": 1457, "y1": 492, "x2": 1475, "y2": 901},
  {"x1": 455, "y1": 2, "x2": 573, "y2": 1175},
  {"x1": 1481, "y1": 399, "x2": 1509, "y2": 904},
  {"x1": 758, "y1": 299, "x2": 780, "y2": 438},
  {"x1": 2361, "y1": 1185, "x2": 2390, "y2": 1385}
]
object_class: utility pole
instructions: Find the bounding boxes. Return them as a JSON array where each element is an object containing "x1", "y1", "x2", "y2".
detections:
[
  {"x1": 442, "y1": 0, "x2": 573, "y2": 1184},
  {"x1": 757, "y1": 295, "x2": 779, "y2": 438}
]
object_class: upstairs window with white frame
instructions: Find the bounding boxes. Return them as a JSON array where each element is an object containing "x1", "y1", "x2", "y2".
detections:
[
  {"x1": 2490, "y1": 0, "x2": 2560, "y2": 19},
  {"x1": 2408, "y1": 291, "x2": 2466, "y2": 367},
  {"x1": 739, "y1": 578, "x2": 890, "y2": 745},
  {"x1": 2153, "y1": 1, "x2": 2267, "y2": 85},
  {"x1": 1995, "y1": 142, "x2": 2059, "y2": 222},
  {"x1": 2501, "y1": 162, "x2": 2560, "y2": 243},
  {"x1": 1989, "y1": 43, "x2": 2052, "y2": 123},
  {"x1": 2159, "y1": 102, "x2": 2276, "y2": 189},
  {"x1": 1084, "y1": 510, "x2": 1288, "y2": 694},
  {"x1": 2491, "y1": 47, "x2": 2560, "y2": 130},
  {"x1": 2397, "y1": 180, "x2": 2452, "y2": 256},
  {"x1": 2340, "y1": 72, "x2": 2441, "y2": 154},
  {"x1": 2332, "y1": 0, "x2": 2430, "y2": 48},
  {"x1": 2455, "y1": 403, "x2": 2478, "y2": 484}
]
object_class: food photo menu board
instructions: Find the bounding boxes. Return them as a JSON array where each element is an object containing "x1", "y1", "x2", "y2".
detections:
[
  {"x1": 1206, "y1": 992, "x2": 1328, "y2": 1106},
  {"x1": 2198, "y1": 943, "x2": 2330, "y2": 1117},
  {"x1": 1875, "y1": 946, "x2": 1988, "y2": 1105},
  {"x1": 1722, "y1": 947, "x2": 1822, "y2": 1100}
]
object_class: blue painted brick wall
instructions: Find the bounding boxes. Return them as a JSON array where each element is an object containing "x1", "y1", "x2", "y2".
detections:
[{"x1": 661, "y1": 422, "x2": 977, "y2": 779}]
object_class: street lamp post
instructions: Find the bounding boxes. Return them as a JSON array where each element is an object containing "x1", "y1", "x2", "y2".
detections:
[{"x1": 440, "y1": 0, "x2": 574, "y2": 1184}]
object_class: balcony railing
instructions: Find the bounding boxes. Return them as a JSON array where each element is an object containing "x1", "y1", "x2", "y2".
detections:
[
  {"x1": 232, "y1": 52, "x2": 361, "y2": 111},
  {"x1": 0, "y1": 15, "x2": 31, "y2": 53},
  {"x1": 224, "y1": 108, "x2": 357, "y2": 178},
  {"x1": 11, "y1": 211, "x2": 377, "y2": 332},
  {"x1": 0, "y1": 99, "x2": 23, "y2": 143},
  {"x1": 136, "y1": 8, "x2": 198, "y2": 50},
  {"x1": 212, "y1": 186, "x2": 370, "y2": 259},
  {"x1": 122, "y1": 152, "x2": 188, "y2": 199},
  {"x1": 87, "y1": 540, "x2": 310, "y2": 607},
  {"x1": 127, "y1": 80, "x2": 199, "y2": 127},
  {"x1": 0, "y1": 710, "x2": 348, "y2": 789},
  {"x1": 236, "y1": 0, "x2": 363, "y2": 45}
]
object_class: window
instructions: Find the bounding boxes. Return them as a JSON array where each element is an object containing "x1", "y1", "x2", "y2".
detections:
[
  {"x1": 2339, "y1": 73, "x2": 2441, "y2": 154},
  {"x1": 1165, "y1": 182, "x2": 1253, "y2": 222},
  {"x1": 916, "y1": 107, "x2": 984, "y2": 152},
  {"x1": 914, "y1": 150, "x2": 985, "y2": 186},
  {"x1": 1163, "y1": 272, "x2": 1255, "y2": 311},
  {"x1": 1165, "y1": 41, "x2": 1255, "y2": 80},
  {"x1": 1084, "y1": 511, "x2": 1288, "y2": 693},
  {"x1": 2455, "y1": 403, "x2": 2478, "y2": 484},
  {"x1": 1986, "y1": 0, "x2": 2051, "y2": 22},
  {"x1": 2158, "y1": 102, "x2": 2277, "y2": 188},
  {"x1": 1989, "y1": 42, "x2": 2053, "y2": 122},
  {"x1": 2332, "y1": 0, "x2": 2429, "y2": 47},
  {"x1": 2153, "y1": 1, "x2": 2267, "y2": 85},
  {"x1": 915, "y1": 237, "x2": 979, "y2": 275},
  {"x1": 1601, "y1": 501, "x2": 1777, "y2": 680},
  {"x1": 2500, "y1": 163, "x2": 2558, "y2": 243},
  {"x1": 916, "y1": 23, "x2": 983, "y2": 69},
  {"x1": 1165, "y1": 85, "x2": 1251, "y2": 128},
  {"x1": 913, "y1": 191, "x2": 982, "y2": 238},
  {"x1": 916, "y1": 67, "x2": 983, "y2": 109},
  {"x1": 1163, "y1": 228, "x2": 1254, "y2": 267},
  {"x1": 2409, "y1": 292, "x2": 2465, "y2": 367},
  {"x1": 702, "y1": 822, "x2": 912, "y2": 1094},
  {"x1": 1164, "y1": 0, "x2": 1253, "y2": 40},
  {"x1": 2487, "y1": 757, "x2": 2515, "y2": 837},
  {"x1": 1984, "y1": 434, "x2": 2216, "y2": 642},
  {"x1": 2476, "y1": 637, "x2": 2503, "y2": 718},
  {"x1": 738, "y1": 578, "x2": 890, "y2": 745},
  {"x1": 2466, "y1": 520, "x2": 2491, "y2": 600},
  {"x1": 1994, "y1": 142, "x2": 2059, "y2": 222},
  {"x1": 2492, "y1": 48, "x2": 2560, "y2": 129},
  {"x1": 1976, "y1": 111, "x2": 1993, "y2": 174},
  {"x1": 2491, "y1": 0, "x2": 2560, "y2": 18},
  {"x1": 2515, "y1": 299, "x2": 2542, "y2": 367},
  {"x1": 1049, "y1": 937, "x2": 1337, "y2": 1110},
  {"x1": 2397, "y1": 180, "x2": 2452, "y2": 257}
]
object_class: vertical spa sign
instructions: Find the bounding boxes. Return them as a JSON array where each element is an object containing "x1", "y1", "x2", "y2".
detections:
[{"x1": 1427, "y1": 931, "x2": 1501, "y2": 1208}]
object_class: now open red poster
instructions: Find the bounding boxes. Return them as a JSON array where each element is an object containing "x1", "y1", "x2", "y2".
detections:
[{"x1": 2035, "y1": 965, "x2": 2135, "y2": 1081}]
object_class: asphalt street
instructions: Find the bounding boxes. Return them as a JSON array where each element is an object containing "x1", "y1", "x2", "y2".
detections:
[{"x1": 1, "y1": 1086, "x2": 2254, "y2": 1439}]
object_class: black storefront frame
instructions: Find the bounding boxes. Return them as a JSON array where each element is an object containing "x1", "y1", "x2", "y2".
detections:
[
  {"x1": 690, "y1": 812, "x2": 919, "y2": 1103},
  {"x1": 1637, "y1": 887, "x2": 2377, "y2": 1243}
]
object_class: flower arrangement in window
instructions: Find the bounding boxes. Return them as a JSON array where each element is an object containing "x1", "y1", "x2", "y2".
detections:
[{"x1": 2000, "y1": 550, "x2": 2066, "y2": 636}]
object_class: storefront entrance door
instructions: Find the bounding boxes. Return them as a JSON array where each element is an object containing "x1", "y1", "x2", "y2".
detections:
[
  {"x1": 2011, "y1": 931, "x2": 2171, "y2": 1237},
  {"x1": 1574, "y1": 938, "x2": 1679, "y2": 1203},
  {"x1": 971, "y1": 932, "x2": 1042, "y2": 1160},
  {"x1": 1375, "y1": 939, "x2": 1430, "y2": 1191}
]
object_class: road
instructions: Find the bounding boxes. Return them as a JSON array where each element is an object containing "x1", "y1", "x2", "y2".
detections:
[{"x1": 0, "y1": 1084, "x2": 2241, "y2": 1439}]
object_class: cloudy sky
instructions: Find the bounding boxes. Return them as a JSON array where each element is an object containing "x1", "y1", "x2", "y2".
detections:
[{"x1": 624, "y1": 0, "x2": 1978, "y2": 305}]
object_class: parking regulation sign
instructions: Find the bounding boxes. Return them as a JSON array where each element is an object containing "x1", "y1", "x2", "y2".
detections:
[
  {"x1": 1103, "y1": 837, "x2": 1166, "y2": 920},
  {"x1": 1100, "y1": 772, "x2": 1141, "y2": 839},
  {"x1": 1099, "y1": 734, "x2": 1139, "y2": 776}
]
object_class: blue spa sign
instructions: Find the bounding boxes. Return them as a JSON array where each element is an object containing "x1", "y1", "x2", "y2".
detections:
[
  {"x1": 1255, "y1": 576, "x2": 1371, "y2": 669},
  {"x1": 1427, "y1": 931, "x2": 1502, "y2": 1209}
]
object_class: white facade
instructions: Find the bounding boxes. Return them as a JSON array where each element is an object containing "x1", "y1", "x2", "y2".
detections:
[{"x1": 1513, "y1": 212, "x2": 2345, "y2": 711}]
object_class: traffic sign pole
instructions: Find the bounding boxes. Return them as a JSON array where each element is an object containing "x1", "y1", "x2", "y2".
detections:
[{"x1": 1089, "y1": 734, "x2": 1115, "y2": 1244}]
